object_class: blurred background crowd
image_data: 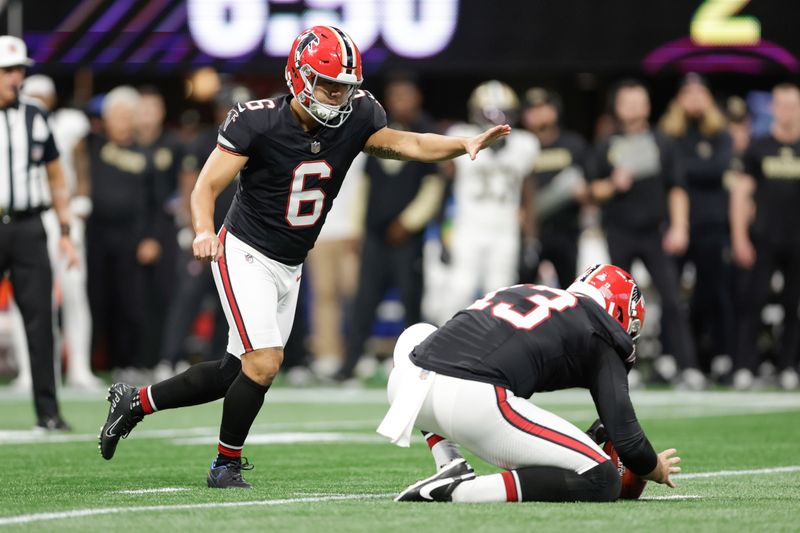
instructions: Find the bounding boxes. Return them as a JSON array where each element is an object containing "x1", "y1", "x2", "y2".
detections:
[{"x1": 2, "y1": 0, "x2": 800, "y2": 398}]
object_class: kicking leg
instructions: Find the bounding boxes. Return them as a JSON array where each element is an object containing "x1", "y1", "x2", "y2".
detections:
[{"x1": 99, "y1": 353, "x2": 242, "y2": 460}]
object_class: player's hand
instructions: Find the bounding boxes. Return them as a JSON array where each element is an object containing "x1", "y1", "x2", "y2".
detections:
[
  {"x1": 193, "y1": 230, "x2": 223, "y2": 263},
  {"x1": 662, "y1": 225, "x2": 689, "y2": 256},
  {"x1": 611, "y1": 168, "x2": 634, "y2": 193},
  {"x1": 465, "y1": 124, "x2": 511, "y2": 160},
  {"x1": 732, "y1": 236, "x2": 756, "y2": 269},
  {"x1": 137, "y1": 238, "x2": 162, "y2": 265},
  {"x1": 385, "y1": 219, "x2": 411, "y2": 246},
  {"x1": 643, "y1": 448, "x2": 681, "y2": 488},
  {"x1": 58, "y1": 235, "x2": 79, "y2": 270}
]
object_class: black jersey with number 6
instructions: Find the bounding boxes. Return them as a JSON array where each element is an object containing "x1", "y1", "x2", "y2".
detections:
[
  {"x1": 217, "y1": 92, "x2": 387, "y2": 265},
  {"x1": 410, "y1": 284, "x2": 634, "y2": 399}
]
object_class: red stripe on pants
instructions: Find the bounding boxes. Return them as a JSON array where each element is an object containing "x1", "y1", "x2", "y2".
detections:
[
  {"x1": 495, "y1": 386, "x2": 607, "y2": 464},
  {"x1": 218, "y1": 227, "x2": 253, "y2": 352}
]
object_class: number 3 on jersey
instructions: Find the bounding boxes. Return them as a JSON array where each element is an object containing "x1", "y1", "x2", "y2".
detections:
[
  {"x1": 467, "y1": 284, "x2": 577, "y2": 330},
  {"x1": 285, "y1": 160, "x2": 332, "y2": 227}
]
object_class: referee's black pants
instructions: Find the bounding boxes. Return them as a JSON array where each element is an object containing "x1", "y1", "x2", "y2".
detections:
[
  {"x1": 605, "y1": 225, "x2": 699, "y2": 371},
  {"x1": 735, "y1": 238, "x2": 800, "y2": 373},
  {"x1": 339, "y1": 231, "x2": 424, "y2": 378},
  {"x1": 0, "y1": 216, "x2": 60, "y2": 420}
]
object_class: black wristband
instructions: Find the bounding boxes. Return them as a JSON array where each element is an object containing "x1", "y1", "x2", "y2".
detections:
[{"x1": 60, "y1": 223, "x2": 71, "y2": 237}]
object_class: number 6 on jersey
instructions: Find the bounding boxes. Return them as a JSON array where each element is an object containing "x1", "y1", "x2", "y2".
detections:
[{"x1": 285, "y1": 160, "x2": 332, "y2": 227}]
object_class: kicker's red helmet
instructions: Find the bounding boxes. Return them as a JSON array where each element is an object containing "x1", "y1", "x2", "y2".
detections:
[
  {"x1": 567, "y1": 264, "x2": 646, "y2": 343},
  {"x1": 285, "y1": 26, "x2": 363, "y2": 128}
]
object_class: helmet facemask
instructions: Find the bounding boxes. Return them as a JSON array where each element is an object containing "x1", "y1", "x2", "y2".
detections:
[{"x1": 294, "y1": 64, "x2": 361, "y2": 128}]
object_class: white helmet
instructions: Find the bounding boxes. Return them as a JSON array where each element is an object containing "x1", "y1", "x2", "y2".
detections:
[{"x1": 468, "y1": 80, "x2": 519, "y2": 128}]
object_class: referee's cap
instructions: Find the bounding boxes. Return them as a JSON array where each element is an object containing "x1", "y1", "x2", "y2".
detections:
[{"x1": 0, "y1": 36, "x2": 34, "y2": 68}]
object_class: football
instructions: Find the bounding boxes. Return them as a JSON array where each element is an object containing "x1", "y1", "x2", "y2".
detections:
[{"x1": 603, "y1": 441, "x2": 647, "y2": 499}]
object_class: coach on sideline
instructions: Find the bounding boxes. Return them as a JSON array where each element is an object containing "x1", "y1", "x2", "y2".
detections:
[{"x1": 0, "y1": 35, "x2": 77, "y2": 429}]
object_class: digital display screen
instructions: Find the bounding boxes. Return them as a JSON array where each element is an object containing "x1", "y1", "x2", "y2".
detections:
[{"x1": 16, "y1": 0, "x2": 800, "y2": 75}]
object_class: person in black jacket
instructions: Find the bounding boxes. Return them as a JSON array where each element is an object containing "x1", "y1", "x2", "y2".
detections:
[
  {"x1": 730, "y1": 83, "x2": 800, "y2": 391},
  {"x1": 381, "y1": 264, "x2": 680, "y2": 503},
  {"x1": 589, "y1": 79, "x2": 704, "y2": 390},
  {"x1": 520, "y1": 88, "x2": 589, "y2": 288},
  {"x1": 86, "y1": 86, "x2": 159, "y2": 380},
  {"x1": 659, "y1": 74, "x2": 734, "y2": 376}
]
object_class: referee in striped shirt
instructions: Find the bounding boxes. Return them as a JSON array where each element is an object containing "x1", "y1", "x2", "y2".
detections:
[{"x1": 0, "y1": 36, "x2": 77, "y2": 430}]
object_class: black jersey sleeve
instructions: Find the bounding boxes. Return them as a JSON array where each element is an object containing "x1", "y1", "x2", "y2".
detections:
[
  {"x1": 589, "y1": 344, "x2": 658, "y2": 477},
  {"x1": 217, "y1": 104, "x2": 257, "y2": 156},
  {"x1": 357, "y1": 90, "x2": 388, "y2": 149}
]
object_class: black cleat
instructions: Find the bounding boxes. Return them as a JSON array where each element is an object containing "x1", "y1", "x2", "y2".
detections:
[
  {"x1": 207, "y1": 458, "x2": 254, "y2": 489},
  {"x1": 585, "y1": 418, "x2": 609, "y2": 445},
  {"x1": 395, "y1": 458, "x2": 475, "y2": 502},
  {"x1": 99, "y1": 383, "x2": 143, "y2": 460},
  {"x1": 35, "y1": 415, "x2": 72, "y2": 432}
]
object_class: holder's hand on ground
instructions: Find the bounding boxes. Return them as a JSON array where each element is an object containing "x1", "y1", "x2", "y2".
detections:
[{"x1": 644, "y1": 448, "x2": 681, "y2": 488}]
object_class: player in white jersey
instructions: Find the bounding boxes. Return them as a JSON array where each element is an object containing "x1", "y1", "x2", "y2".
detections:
[
  {"x1": 439, "y1": 81, "x2": 539, "y2": 322},
  {"x1": 11, "y1": 75, "x2": 101, "y2": 390}
]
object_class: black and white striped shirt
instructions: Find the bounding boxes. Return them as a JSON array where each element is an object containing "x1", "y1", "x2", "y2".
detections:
[{"x1": 0, "y1": 96, "x2": 59, "y2": 214}]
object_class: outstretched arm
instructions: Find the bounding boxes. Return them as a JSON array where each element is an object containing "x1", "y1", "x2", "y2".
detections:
[{"x1": 364, "y1": 124, "x2": 511, "y2": 162}]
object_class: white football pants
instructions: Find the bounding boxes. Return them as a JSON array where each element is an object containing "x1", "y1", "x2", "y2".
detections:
[{"x1": 387, "y1": 324, "x2": 609, "y2": 475}]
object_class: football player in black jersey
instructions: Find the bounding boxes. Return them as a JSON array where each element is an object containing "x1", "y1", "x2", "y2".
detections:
[
  {"x1": 379, "y1": 264, "x2": 681, "y2": 502},
  {"x1": 98, "y1": 25, "x2": 510, "y2": 489}
]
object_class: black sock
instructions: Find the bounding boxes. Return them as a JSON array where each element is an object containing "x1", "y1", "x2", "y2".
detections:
[
  {"x1": 514, "y1": 461, "x2": 619, "y2": 502},
  {"x1": 216, "y1": 370, "x2": 270, "y2": 465},
  {"x1": 148, "y1": 354, "x2": 241, "y2": 412}
]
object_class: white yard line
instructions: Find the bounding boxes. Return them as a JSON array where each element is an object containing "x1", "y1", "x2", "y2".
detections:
[
  {"x1": 0, "y1": 493, "x2": 396, "y2": 526},
  {"x1": 2, "y1": 466, "x2": 799, "y2": 525},
  {"x1": 0, "y1": 419, "x2": 378, "y2": 445},
  {"x1": 172, "y1": 432, "x2": 385, "y2": 446},
  {"x1": 674, "y1": 465, "x2": 800, "y2": 479},
  {"x1": 2, "y1": 387, "x2": 800, "y2": 407},
  {"x1": 640, "y1": 494, "x2": 702, "y2": 500},
  {"x1": 114, "y1": 488, "x2": 191, "y2": 494}
]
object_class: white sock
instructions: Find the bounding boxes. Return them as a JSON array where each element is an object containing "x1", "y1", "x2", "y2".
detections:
[
  {"x1": 451, "y1": 471, "x2": 519, "y2": 503},
  {"x1": 423, "y1": 432, "x2": 463, "y2": 471}
]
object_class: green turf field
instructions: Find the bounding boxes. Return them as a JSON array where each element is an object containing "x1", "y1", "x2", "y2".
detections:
[{"x1": 1, "y1": 387, "x2": 799, "y2": 532}]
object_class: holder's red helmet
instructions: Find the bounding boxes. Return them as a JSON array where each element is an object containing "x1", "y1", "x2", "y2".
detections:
[
  {"x1": 567, "y1": 264, "x2": 646, "y2": 342},
  {"x1": 285, "y1": 26, "x2": 363, "y2": 128}
]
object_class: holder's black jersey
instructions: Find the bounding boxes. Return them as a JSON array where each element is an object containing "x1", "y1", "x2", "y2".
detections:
[
  {"x1": 217, "y1": 92, "x2": 387, "y2": 265},
  {"x1": 410, "y1": 284, "x2": 658, "y2": 476},
  {"x1": 411, "y1": 284, "x2": 634, "y2": 398}
]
